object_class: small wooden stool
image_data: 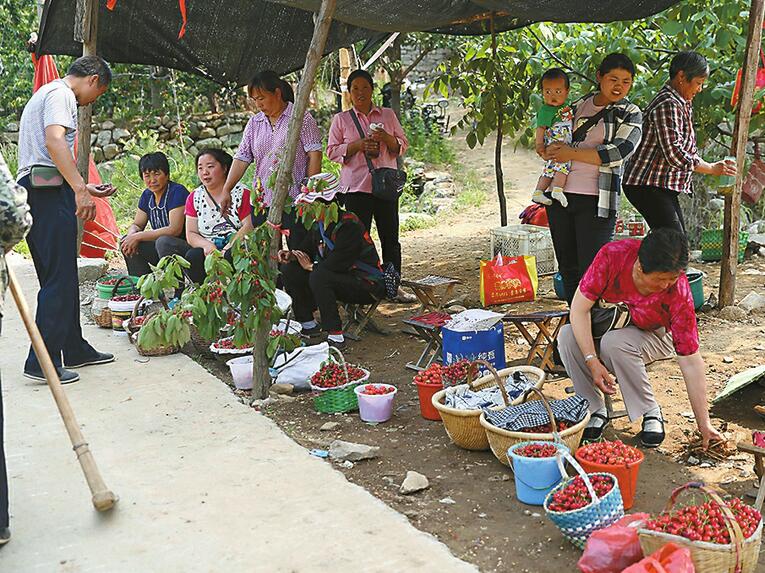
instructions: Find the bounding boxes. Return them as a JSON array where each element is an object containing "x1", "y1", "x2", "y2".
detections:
[
  {"x1": 403, "y1": 312, "x2": 451, "y2": 371},
  {"x1": 738, "y1": 441, "x2": 765, "y2": 511},
  {"x1": 503, "y1": 310, "x2": 569, "y2": 372},
  {"x1": 401, "y1": 275, "x2": 461, "y2": 313},
  {"x1": 342, "y1": 299, "x2": 383, "y2": 341}
]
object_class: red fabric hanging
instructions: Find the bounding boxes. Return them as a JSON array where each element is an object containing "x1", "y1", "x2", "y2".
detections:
[{"x1": 31, "y1": 52, "x2": 120, "y2": 258}]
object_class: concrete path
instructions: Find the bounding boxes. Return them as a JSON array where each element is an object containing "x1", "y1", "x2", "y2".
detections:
[{"x1": 0, "y1": 256, "x2": 476, "y2": 573}]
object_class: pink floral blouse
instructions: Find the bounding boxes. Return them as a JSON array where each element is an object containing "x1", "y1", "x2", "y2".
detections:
[
  {"x1": 578, "y1": 239, "x2": 699, "y2": 356},
  {"x1": 326, "y1": 106, "x2": 408, "y2": 194}
]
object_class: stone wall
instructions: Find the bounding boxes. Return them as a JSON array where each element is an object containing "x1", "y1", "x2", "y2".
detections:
[
  {"x1": 401, "y1": 46, "x2": 452, "y2": 85},
  {"x1": 0, "y1": 111, "x2": 251, "y2": 163}
]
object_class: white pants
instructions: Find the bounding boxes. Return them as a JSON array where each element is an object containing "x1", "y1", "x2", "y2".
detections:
[{"x1": 558, "y1": 324, "x2": 675, "y2": 421}]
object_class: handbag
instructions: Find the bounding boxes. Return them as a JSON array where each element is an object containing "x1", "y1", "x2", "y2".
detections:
[
  {"x1": 29, "y1": 165, "x2": 64, "y2": 189},
  {"x1": 570, "y1": 106, "x2": 609, "y2": 143},
  {"x1": 348, "y1": 110, "x2": 407, "y2": 201},
  {"x1": 591, "y1": 302, "x2": 631, "y2": 340}
]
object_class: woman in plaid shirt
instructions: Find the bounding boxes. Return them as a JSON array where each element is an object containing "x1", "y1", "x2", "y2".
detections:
[
  {"x1": 624, "y1": 51, "x2": 736, "y2": 233},
  {"x1": 545, "y1": 53, "x2": 643, "y2": 304}
]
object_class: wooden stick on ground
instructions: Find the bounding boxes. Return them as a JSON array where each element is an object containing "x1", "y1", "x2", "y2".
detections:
[{"x1": 7, "y1": 265, "x2": 118, "y2": 512}]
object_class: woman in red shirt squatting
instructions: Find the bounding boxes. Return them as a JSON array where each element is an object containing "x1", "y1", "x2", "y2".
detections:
[{"x1": 557, "y1": 228, "x2": 722, "y2": 449}]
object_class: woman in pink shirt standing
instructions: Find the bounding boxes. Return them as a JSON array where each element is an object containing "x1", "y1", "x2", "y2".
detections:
[
  {"x1": 220, "y1": 71, "x2": 322, "y2": 247},
  {"x1": 327, "y1": 70, "x2": 414, "y2": 302},
  {"x1": 557, "y1": 228, "x2": 722, "y2": 449}
]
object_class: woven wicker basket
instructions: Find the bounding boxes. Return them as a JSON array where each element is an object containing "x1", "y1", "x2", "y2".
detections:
[
  {"x1": 92, "y1": 298, "x2": 113, "y2": 328},
  {"x1": 133, "y1": 306, "x2": 179, "y2": 357},
  {"x1": 544, "y1": 451, "x2": 624, "y2": 549},
  {"x1": 638, "y1": 483, "x2": 763, "y2": 573},
  {"x1": 478, "y1": 387, "x2": 590, "y2": 466},
  {"x1": 189, "y1": 324, "x2": 216, "y2": 358},
  {"x1": 310, "y1": 347, "x2": 369, "y2": 414},
  {"x1": 432, "y1": 363, "x2": 546, "y2": 451}
]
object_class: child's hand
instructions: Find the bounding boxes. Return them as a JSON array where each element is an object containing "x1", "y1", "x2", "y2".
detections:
[{"x1": 536, "y1": 145, "x2": 548, "y2": 160}]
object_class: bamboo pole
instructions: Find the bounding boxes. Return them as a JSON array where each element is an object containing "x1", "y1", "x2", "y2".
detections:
[
  {"x1": 75, "y1": 0, "x2": 98, "y2": 252},
  {"x1": 339, "y1": 47, "x2": 352, "y2": 111},
  {"x1": 251, "y1": 0, "x2": 337, "y2": 400},
  {"x1": 719, "y1": 0, "x2": 765, "y2": 306}
]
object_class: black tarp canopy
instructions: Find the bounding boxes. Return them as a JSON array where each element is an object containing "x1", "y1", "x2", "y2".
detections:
[{"x1": 38, "y1": 0, "x2": 681, "y2": 86}]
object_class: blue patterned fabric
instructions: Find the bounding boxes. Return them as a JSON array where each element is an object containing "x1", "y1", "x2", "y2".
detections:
[{"x1": 482, "y1": 395, "x2": 589, "y2": 431}]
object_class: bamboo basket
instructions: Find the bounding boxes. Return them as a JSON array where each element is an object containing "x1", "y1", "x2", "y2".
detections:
[
  {"x1": 638, "y1": 483, "x2": 763, "y2": 573},
  {"x1": 478, "y1": 387, "x2": 590, "y2": 467},
  {"x1": 133, "y1": 308, "x2": 179, "y2": 357},
  {"x1": 432, "y1": 363, "x2": 546, "y2": 451}
]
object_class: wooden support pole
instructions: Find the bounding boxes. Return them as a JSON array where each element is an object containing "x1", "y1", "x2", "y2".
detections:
[
  {"x1": 719, "y1": 0, "x2": 765, "y2": 306},
  {"x1": 491, "y1": 13, "x2": 508, "y2": 227},
  {"x1": 75, "y1": 0, "x2": 98, "y2": 251},
  {"x1": 339, "y1": 47, "x2": 352, "y2": 111},
  {"x1": 250, "y1": 0, "x2": 337, "y2": 400}
]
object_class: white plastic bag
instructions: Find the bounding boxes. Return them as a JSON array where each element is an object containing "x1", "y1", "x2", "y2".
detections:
[{"x1": 271, "y1": 342, "x2": 329, "y2": 390}]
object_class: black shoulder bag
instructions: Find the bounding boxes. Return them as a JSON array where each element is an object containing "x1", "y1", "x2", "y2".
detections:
[
  {"x1": 591, "y1": 302, "x2": 632, "y2": 340},
  {"x1": 349, "y1": 110, "x2": 407, "y2": 202},
  {"x1": 570, "y1": 106, "x2": 609, "y2": 143}
]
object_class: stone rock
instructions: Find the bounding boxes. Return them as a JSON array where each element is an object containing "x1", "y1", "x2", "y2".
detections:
[
  {"x1": 77, "y1": 258, "x2": 108, "y2": 283},
  {"x1": 687, "y1": 456, "x2": 700, "y2": 466},
  {"x1": 339, "y1": 460, "x2": 354, "y2": 469},
  {"x1": 399, "y1": 471, "x2": 429, "y2": 495},
  {"x1": 276, "y1": 394, "x2": 296, "y2": 403},
  {"x1": 270, "y1": 383, "x2": 294, "y2": 395},
  {"x1": 163, "y1": 116, "x2": 175, "y2": 127},
  {"x1": 112, "y1": 128, "x2": 131, "y2": 142},
  {"x1": 719, "y1": 305, "x2": 747, "y2": 321},
  {"x1": 90, "y1": 133, "x2": 97, "y2": 146},
  {"x1": 320, "y1": 421, "x2": 340, "y2": 431},
  {"x1": 424, "y1": 170, "x2": 451, "y2": 181},
  {"x1": 739, "y1": 291, "x2": 765, "y2": 313},
  {"x1": 328, "y1": 439, "x2": 379, "y2": 462},
  {"x1": 251, "y1": 397, "x2": 277, "y2": 408},
  {"x1": 188, "y1": 145, "x2": 199, "y2": 157},
  {"x1": 216, "y1": 124, "x2": 236, "y2": 137},
  {"x1": 439, "y1": 496, "x2": 456, "y2": 504},
  {"x1": 103, "y1": 143, "x2": 119, "y2": 160},
  {"x1": 708, "y1": 198, "x2": 725, "y2": 211},
  {"x1": 96, "y1": 130, "x2": 112, "y2": 147},
  {"x1": 6, "y1": 122, "x2": 18, "y2": 132},
  {"x1": 223, "y1": 133, "x2": 243, "y2": 147},
  {"x1": 2, "y1": 132, "x2": 18, "y2": 144},
  {"x1": 147, "y1": 117, "x2": 162, "y2": 128},
  {"x1": 92, "y1": 147, "x2": 105, "y2": 162},
  {"x1": 101, "y1": 120, "x2": 115, "y2": 130},
  {"x1": 189, "y1": 123, "x2": 201, "y2": 138},
  {"x1": 723, "y1": 356, "x2": 734, "y2": 364},
  {"x1": 195, "y1": 137, "x2": 222, "y2": 148}
]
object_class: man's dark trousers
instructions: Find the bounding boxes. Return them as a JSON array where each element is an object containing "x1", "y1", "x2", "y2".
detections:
[
  {"x1": 19, "y1": 177, "x2": 97, "y2": 373},
  {"x1": 0, "y1": 369, "x2": 8, "y2": 529}
]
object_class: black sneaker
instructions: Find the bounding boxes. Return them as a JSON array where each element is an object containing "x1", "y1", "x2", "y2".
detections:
[
  {"x1": 65, "y1": 352, "x2": 115, "y2": 369},
  {"x1": 582, "y1": 412, "x2": 610, "y2": 441},
  {"x1": 23, "y1": 367, "x2": 80, "y2": 385},
  {"x1": 301, "y1": 325, "x2": 323, "y2": 338},
  {"x1": 328, "y1": 338, "x2": 347, "y2": 351},
  {"x1": 640, "y1": 415, "x2": 665, "y2": 448},
  {"x1": 0, "y1": 527, "x2": 10, "y2": 546}
]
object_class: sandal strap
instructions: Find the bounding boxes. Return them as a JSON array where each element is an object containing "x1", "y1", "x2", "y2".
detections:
[
  {"x1": 587, "y1": 412, "x2": 610, "y2": 428},
  {"x1": 642, "y1": 415, "x2": 664, "y2": 423}
]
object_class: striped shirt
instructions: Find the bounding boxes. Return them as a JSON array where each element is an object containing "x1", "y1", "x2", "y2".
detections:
[
  {"x1": 569, "y1": 93, "x2": 643, "y2": 218},
  {"x1": 624, "y1": 84, "x2": 700, "y2": 194},
  {"x1": 234, "y1": 102, "x2": 323, "y2": 206}
]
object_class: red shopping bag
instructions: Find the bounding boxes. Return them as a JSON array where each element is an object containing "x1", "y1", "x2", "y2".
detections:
[
  {"x1": 731, "y1": 49, "x2": 765, "y2": 114},
  {"x1": 480, "y1": 254, "x2": 538, "y2": 306},
  {"x1": 622, "y1": 543, "x2": 695, "y2": 573},
  {"x1": 518, "y1": 203, "x2": 549, "y2": 227},
  {"x1": 578, "y1": 513, "x2": 650, "y2": 573}
]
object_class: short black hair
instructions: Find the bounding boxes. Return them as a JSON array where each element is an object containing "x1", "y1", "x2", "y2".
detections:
[
  {"x1": 347, "y1": 69, "x2": 374, "y2": 90},
  {"x1": 669, "y1": 51, "x2": 709, "y2": 81},
  {"x1": 195, "y1": 148, "x2": 233, "y2": 175},
  {"x1": 248, "y1": 70, "x2": 294, "y2": 103},
  {"x1": 67, "y1": 55, "x2": 112, "y2": 86},
  {"x1": 638, "y1": 228, "x2": 689, "y2": 274},
  {"x1": 138, "y1": 152, "x2": 170, "y2": 178},
  {"x1": 598, "y1": 53, "x2": 636, "y2": 78},
  {"x1": 541, "y1": 68, "x2": 570, "y2": 89}
]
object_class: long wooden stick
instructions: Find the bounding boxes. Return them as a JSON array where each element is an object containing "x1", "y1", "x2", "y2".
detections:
[
  {"x1": 7, "y1": 265, "x2": 118, "y2": 512},
  {"x1": 719, "y1": 0, "x2": 765, "y2": 306}
]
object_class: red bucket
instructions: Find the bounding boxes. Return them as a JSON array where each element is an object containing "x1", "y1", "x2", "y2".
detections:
[
  {"x1": 414, "y1": 380, "x2": 442, "y2": 420},
  {"x1": 575, "y1": 447, "x2": 644, "y2": 510}
]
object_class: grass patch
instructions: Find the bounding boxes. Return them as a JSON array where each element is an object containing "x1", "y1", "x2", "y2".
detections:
[{"x1": 453, "y1": 169, "x2": 487, "y2": 210}]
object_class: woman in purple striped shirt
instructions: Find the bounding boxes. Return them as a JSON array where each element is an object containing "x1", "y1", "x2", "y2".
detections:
[
  {"x1": 220, "y1": 71, "x2": 322, "y2": 247},
  {"x1": 624, "y1": 52, "x2": 736, "y2": 233}
]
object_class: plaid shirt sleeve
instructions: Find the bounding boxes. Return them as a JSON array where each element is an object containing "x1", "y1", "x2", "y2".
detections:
[
  {"x1": 651, "y1": 100, "x2": 700, "y2": 170},
  {"x1": 596, "y1": 102, "x2": 643, "y2": 168}
]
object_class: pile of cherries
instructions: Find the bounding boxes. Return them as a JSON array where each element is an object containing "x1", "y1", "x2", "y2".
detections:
[
  {"x1": 577, "y1": 440, "x2": 642, "y2": 466},
  {"x1": 111, "y1": 293, "x2": 140, "y2": 302},
  {"x1": 359, "y1": 384, "x2": 395, "y2": 396},
  {"x1": 311, "y1": 362, "x2": 367, "y2": 389},
  {"x1": 519, "y1": 420, "x2": 574, "y2": 434},
  {"x1": 547, "y1": 475, "x2": 615, "y2": 512},
  {"x1": 514, "y1": 443, "x2": 558, "y2": 458},
  {"x1": 131, "y1": 316, "x2": 146, "y2": 327},
  {"x1": 413, "y1": 359, "x2": 471, "y2": 387},
  {"x1": 213, "y1": 337, "x2": 252, "y2": 350},
  {"x1": 644, "y1": 497, "x2": 761, "y2": 544}
]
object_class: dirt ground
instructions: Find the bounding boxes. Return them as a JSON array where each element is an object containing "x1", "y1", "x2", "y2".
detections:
[{"x1": 107, "y1": 134, "x2": 765, "y2": 572}]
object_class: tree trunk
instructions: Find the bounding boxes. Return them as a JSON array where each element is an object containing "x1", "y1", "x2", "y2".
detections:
[
  {"x1": 251, "y1": 0, "x2": 338, "y2": 400},
  {"x1": 75, "y1": 0, "x2": 98, "y2": 253},
  {"x1": 149, "y1": 66, "x2": 164, "y2": 110},
  {"x1": 387, "y1": 36, "x2": 403, "y2": 121},
  {"x1": 490, "y1": 14, "x2": 507, "y2": 226},
  {"x1": 719, "y1": 0, "x2": 765, "y2": 306}
]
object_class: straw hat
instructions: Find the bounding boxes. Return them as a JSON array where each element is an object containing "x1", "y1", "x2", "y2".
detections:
[{"x1": 294, "y1": 172, "x2": 344, "y2": 204}]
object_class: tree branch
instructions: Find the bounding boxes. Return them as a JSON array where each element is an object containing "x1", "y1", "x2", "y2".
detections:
[
  {"x1": 400, "y1": 45, "x2": 434, "y2": 81},
  {"x1": 526, "y1": 28, "x2": 597, "y2": 86}
]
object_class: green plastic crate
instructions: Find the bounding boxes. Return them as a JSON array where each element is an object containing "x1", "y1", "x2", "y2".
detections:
[{"x1": 700, "y1": 229, "x2": 748, "y2": 263}]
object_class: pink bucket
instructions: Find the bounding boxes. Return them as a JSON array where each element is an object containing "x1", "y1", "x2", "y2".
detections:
[{"x1": 354, "y1": 384, "x2": 397, "y2": 423}]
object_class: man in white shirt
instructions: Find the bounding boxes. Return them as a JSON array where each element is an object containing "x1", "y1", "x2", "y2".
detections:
[{"x1": 16, "y1": 55, "x2": 116, "y2": 384}]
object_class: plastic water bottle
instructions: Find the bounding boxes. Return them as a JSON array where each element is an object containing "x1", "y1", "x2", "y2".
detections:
[{"x1": 718, "y1": 155, "x2": 736, "y2": 192}]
